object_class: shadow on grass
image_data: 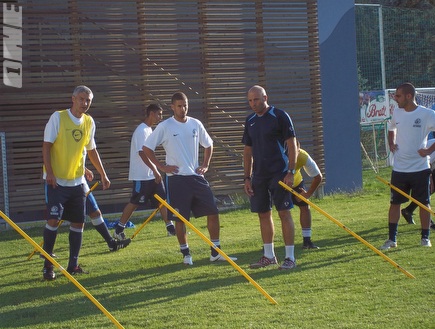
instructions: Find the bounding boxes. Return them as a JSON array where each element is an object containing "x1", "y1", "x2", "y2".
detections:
[{"x1": 1, "y1": 220, "x2": 415, "y2": 328}]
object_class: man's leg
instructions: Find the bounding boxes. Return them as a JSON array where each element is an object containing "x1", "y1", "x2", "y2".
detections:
[
  {"x1": 114, "y1": 203, "x2": 138, "y2": 239},
  {"x1": 67, "y1": 222, "x2": 85, "y2": 273},
  {"x1": 277, "y1": 209, "x2": 297, "y2": 270},
  {"x1": 249, "y1": 211, "x2": 277, "y2": 268},
  {"x1": 299, "y1": 205, "x2": 319, "y2": 249}
]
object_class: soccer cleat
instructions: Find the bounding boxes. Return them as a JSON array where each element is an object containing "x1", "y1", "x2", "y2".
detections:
[
  {"x1": 43, "y1": 265, "x2": 56, "y2": 280},
  {"x1": 401, "y1": 209, "x2": 415, "y2": 224},
  {"x1": 249, "y1": 256, "x2": 278, "y2": 269},
  {"x1": 108, "y1": 238, "x2": 131, "y2": 252},
  {"x1": 166, "y1": 223, "x2": 176, "y2": 236},
  {"x1": 113, "y1": 230, "x2": 127, "y2": 241},
  {"x1": 421, "y1": 238, "x2": 432, "y2": 247},
  {"x1": 210, "y1": 254, "x2": 238, "y2": 262},
  {"x1": 183, "y1": 254, "x2": 193, "y2": 266},
  {"x1": 278, "y1": 258, "x2": 297, "y2": 270},
  {"x1": 380, "y1": 239, "x2": 397, "y2": 250},
  {"x1": 67, "y1": 265, "x2": 88, "y2": 275},
  {"x1": 302, "y1": 241, "x2": 320, "y2": 249}
]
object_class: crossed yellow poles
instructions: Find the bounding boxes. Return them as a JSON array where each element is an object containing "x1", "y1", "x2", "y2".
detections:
[
  {"x1": 3, "y1": 177, "x2": 421, "y2": 328},
  {"x1": 278, "y1": 180, "x2": 415, "y2": 279}
]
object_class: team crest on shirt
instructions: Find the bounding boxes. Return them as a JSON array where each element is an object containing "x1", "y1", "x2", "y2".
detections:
[
  {"x1": 192, "y1": 129, "x2": 198, "y2": 137},
  {"x1": 72, "y1": 129, "x2": 83, "y2": 142},
  {"x1": 413, "y1": 118, "x2": 422, "y2": 128}
]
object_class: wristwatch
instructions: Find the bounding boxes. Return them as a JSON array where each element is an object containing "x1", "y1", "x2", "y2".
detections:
[{"x1": 287, "y1": 169, "x2": 296, "y2": 175}]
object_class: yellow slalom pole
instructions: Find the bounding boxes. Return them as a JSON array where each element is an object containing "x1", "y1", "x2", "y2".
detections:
[
  {"x1": 154, "y1": 194, "x2": 278, "y2": 305},
  {"x1": 376, "y1": 176, "x2": 435, "y2": 216},
  {"x1": 0, "y1": 210, "x2": 124, "y2": 329},
  {"x1": 130, "y1": 203, "x2": 164, "y2": 240},
  {"x1": 278, "y1": 181, "x2": 415, "y2": 279},
  {"x1": 28, "y1": 181, "x2": 100, "y2": 260}
]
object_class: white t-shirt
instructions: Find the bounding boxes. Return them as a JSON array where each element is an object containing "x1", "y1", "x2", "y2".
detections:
[
  {"x1": 128, "y1": 122, "x2": 155, "y2": 181},
  {"x1": 428, "y1": 138, "x2": 435, "y2": 166},
  {"x1": 302, "y1": 154, "x2": 321, "y2": 177},
  {"x1": 388, "y1": 105, "x2": 435, "y2": 172},
  {"x1": 43, "y1": 109, "x2": 96, "y2": 186},
  {"x1": 144, "y1": 116, "x2": 213, "y2": 176}
]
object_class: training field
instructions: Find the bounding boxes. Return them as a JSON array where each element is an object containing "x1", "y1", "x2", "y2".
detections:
[{"x1": 1, "y1": 168, "x2": 434, "y2": 328}]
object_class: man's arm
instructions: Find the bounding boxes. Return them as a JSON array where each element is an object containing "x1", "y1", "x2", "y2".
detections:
[
  {"x1": 283, "y1": 137, "x2": 297, "y2": 187},
  {"x1": 388, "y1": 130, "x2": 397, "y2": 153},
  {"x1": 139, "y1": 146, "x2": 162, "y2": 183},
  {"x1": 42, "y1": 141, "x2": 56, "y2": 188},
  {"x1": 304, "y1": 174, "x2": 322, "y2": 199},
  {"x1": 196, "y1": 146, "x2": 212, "y2": 175},
  {"x1": 143, "y1": 146, "x2": 179, "y2": 174},
  {"x1": 243, "y1": 145, "x2": 254, "y2": 196},
  {"x1": 87, "y1": 148, "x2": 110, "y2": 190}
]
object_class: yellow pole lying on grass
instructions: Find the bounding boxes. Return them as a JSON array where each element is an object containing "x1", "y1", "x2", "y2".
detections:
[
  {"x1": 278, "y1": 181, "x2": 415, "y2": 279},
  {"x1": 376, "y1": 175, "x2": 435, "y2": 216},
  {"x1": 153, "y1": 194, "x2": 278, "y2": 305},
  {"x1": 0, "y1": 210, "x2": 125, "y2": 329},
  {"x1": 130, "y1": 203, "x2": 164, "y2": 240},
  {"x1": 27, "y1": 181, "x2": 100, "y2": 260}
]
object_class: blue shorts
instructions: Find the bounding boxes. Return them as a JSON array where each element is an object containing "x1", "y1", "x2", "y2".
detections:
[
  {"x1": 390, "y1": 169, "x2": 431, "y2": 205},
  {"x1": 86, "y1": 192, "x2": 99, "y2": 215},
  {"x1": 129, "y1": 180, "x2": 166, "y2": 208},
  {"x1": 291, "y1": 181, "x2": 309, "y2": 207},
  {"x1": 45, "y1": 183, "x2": 86, "y2": 223},
  {"x1": 166, "y1": 175, "x2": 218, "y2": 221},
  {"x1": 250, "y1": 172, "x2": 293, "y2": 213}
]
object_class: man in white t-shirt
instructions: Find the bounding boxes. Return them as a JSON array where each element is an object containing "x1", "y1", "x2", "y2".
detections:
[
  {"x1": 380, "y1": 82, "x2": 435, "y2": 250},
  {"x1": 113, "y1": 104, "x2": 175, "y2": 240},
  {"x1": 143, "y1": 92, "x2": 237, "y2": 265}
]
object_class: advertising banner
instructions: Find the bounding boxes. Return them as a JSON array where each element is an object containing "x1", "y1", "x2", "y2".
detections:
[{"x1": 359, "y1": 90, "x2": 389, "y2": 123}]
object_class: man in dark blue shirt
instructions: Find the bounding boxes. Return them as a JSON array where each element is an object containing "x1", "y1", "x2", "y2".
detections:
[{"x1": 242, "y1": 85, "x2": 298, "y2": 270}]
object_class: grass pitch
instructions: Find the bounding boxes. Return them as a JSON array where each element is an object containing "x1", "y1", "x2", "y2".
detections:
[{"x1": 1, "y1": 168, "x2": 434, "y2": 328}]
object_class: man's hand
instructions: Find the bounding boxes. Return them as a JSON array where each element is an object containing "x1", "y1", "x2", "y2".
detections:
[
  {"x1": 195, "y1": 165, "x2": 208, "y2": 176},
  {"x1": 101, "y1": 175, "x2": 111, "y2": 190},
  {"x1": 85, "y1": 167, "x2": 94, "y2": 181},
  {"x1": 283, "y1": 173, "x2": 294, "y2": 188},
  {"x1": 46, "y1": 172, "x2": 57, "y2": 188},
  {"x1": 244, "y1": 179, "x2": 254, "y2": 197}
]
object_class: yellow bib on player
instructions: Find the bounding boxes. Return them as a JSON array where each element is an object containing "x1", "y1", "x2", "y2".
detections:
[
  {"x1": 49, "y1": 110, "x2": 92, "y2": 180},
  {"x1": 293, "y1": 149, "x2": 309, "y2": 187}
]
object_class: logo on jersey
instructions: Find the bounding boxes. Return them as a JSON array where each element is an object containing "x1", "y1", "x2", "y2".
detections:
[
  {"x1": 192, "y1": 129, "x2": 198, "y2": 138},
  {"x1": 413, "y1": 118, "x2": 422, "y2": 128},
  {"x1": 72, "y1": 129, "x2": 83, "y2": 142}
]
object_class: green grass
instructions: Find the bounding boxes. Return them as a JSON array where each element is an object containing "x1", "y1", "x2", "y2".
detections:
[{"x1": 1, "y1": 167, "x2": 435, "y2": 328}]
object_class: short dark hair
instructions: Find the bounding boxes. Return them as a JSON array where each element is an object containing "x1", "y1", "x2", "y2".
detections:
[
  {"x1": 171, "y1": 92, "x2": 187, "y2": 104},
  {"x1": 145, "y1": 103, "x2": 163, "y2": 117},
  {"x1": 397, "y1": 82, "x2": 416, "y2": 98}
]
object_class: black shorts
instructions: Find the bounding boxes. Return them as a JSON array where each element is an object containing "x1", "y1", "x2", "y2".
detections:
[
  {"x1": 250, "y1": 172, "x2": 293, "y2": 213},
  {"x1": 166, "y1": 175, "x2": 218, "y2": 221},
  {"x1": 390, "y1": 169, "x2": 431, "y2": 205},
  {"x1": 291, "y1": 181, "x2": 309, "y2": 207},
  {"x1": 129, "y1": 180, "x2": 166, "y2": 208},
  {"x1": 45, "y1": 183, "x2": 86, "y2": 223}
]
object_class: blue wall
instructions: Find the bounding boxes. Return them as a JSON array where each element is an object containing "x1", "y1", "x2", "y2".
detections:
[{"x1": 317, "y1": 0, "x2": 362, "y2": 193}]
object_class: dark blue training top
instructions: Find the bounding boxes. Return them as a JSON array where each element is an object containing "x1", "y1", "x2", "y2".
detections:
[{"x1": 242, "y1": 106, "x2": 296, "y2": 178}]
